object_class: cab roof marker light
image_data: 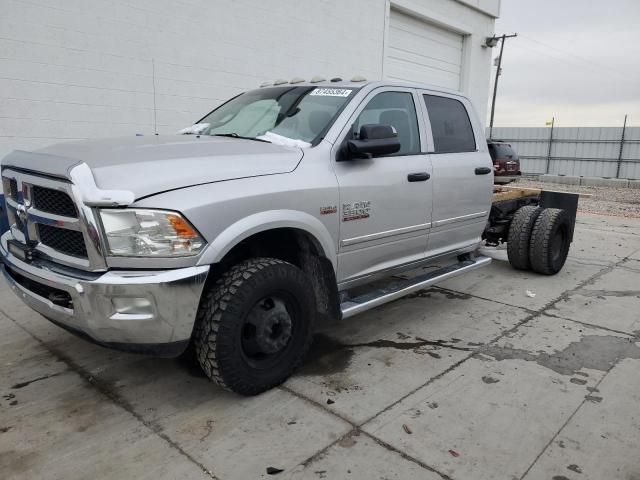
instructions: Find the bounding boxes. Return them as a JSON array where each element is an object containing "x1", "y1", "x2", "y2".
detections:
[
  {"x1": 289, "y1": 77, "x2": 305, "y2": 84},
  {"x1": 310, "y1": 76, "x2": 326, "y2": 83},
  {"x1": 330, "y1": 77, "x2": 343, "y2": 82},
  {"x1": 351, "y1": 75, "x2": 367, "y2": 82},
  {"x1": 273, "y1": 79, "x2": 288, "y2": 85}
]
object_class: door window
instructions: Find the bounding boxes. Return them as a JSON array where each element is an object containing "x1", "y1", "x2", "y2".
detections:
[
  {"x1": 423, "y1": 95, "x2": 476, "y2": 153},
  {"x1": 352, "y1": 92, "x2": 420, "y2": 155}
]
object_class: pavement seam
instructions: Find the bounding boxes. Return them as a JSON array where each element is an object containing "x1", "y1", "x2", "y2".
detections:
[
  {"x1": 566, "y1": 258, "x2": 613, "y2": 267},
  {"x1": 0, "y1": 308, "x2": 220, "y2": 480},
  {"x1": 431, "y1": 285, "x2": 538, "y2": 314},
  {"x1": 279, "y1": 384, "x2": 457, "y2": 480},
  {"x1": 279, "y1": 384, "x2": 356, "y2": 427},
  {"x1": 575, "y1": 225, "x2": 640, "y2": 237},
  {"x1": 617, "y1": 262, "x2": 640, "y2": 273},
  {"x1": 295, "y1": 427, "x2": 358, "y2": 469},
  {"x1": 518, "y1": 365, "x2": 614, "y2": 480},
  {"x1": 542, "y1": 311, "x2": 637, "y2": 338},
  {"x1": 361, "y1": 431, "x2": 454, "y2": 480}
]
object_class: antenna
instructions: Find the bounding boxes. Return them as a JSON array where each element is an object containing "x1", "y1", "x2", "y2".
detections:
[{"x1": 152, "y1": 58, "x2": 158, "y2": 135}]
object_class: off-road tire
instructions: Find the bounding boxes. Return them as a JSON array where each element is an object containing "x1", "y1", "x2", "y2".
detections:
[
  {"x1": 193, "y1": 258, "x2": 316, "y2": 395},
  {"x1": 529, "y1": 208, "x2": 571, "y2": 275},
  {"x1": 507, "y1": 205, "x2": 542, "y2": 270}
]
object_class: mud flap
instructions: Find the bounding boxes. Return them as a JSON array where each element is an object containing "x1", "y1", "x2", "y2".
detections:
[{"x1": 539, "y1": 191, "x2": 579, "y2": 242}]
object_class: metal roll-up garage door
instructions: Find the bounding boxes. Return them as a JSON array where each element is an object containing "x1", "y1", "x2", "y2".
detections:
[{"x1": 384, "y1": 8, "x2": 464, "y2": 90}]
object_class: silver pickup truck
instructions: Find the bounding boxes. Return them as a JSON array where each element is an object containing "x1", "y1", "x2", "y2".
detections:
[{"x1": 0, "y1": 79, "x2": 576, "y2": 395}]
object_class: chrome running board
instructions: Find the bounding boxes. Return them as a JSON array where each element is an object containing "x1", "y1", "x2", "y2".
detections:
[{"x1": 340, "y1": 256, "x2": 491, "y2": 319}]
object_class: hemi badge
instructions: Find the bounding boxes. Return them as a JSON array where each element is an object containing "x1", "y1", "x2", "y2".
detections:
[{"x1": 320, "y1": 205, "x2": 337, "y2": 215}]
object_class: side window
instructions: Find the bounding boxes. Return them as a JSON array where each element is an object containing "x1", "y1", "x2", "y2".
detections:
[
  {"x1": 423, "y1": 95, "x2": 476, "y2": 153},
  {"x1": 353, "y1": 92, "x2": 420, "y2": 155}
]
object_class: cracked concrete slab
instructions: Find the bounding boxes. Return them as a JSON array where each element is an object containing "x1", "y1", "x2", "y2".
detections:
[
  {"x1": 146, "y1": 386, "x2": 350, "y2": 479},
  {"x1": 570, "y1": 226, "x2": 640, "y2": 264},
  {"x1": 523, "y1": 358, "x2": 640, "y2": 480},
  {"x1": 362, "y1": 316, "x2": 632, "y2": 480},
  {"x1": 548, "y1": 260, "x2": 640, "y2": 334},
  {"x1": 6, "y1": 332, "x2": 351, "y2": 480},
  {"x1": 286, "y1": 292, "x2": 528, "y2": 423},
  {"x1": 1, "y1": 307, "x2": 351, "y2": 479},
  {"x1": 436, "y1": 257, "x2": 602, "y2": 310},
  {"x1": 577, "y1": 213, "x2": 640, "y2": 236},
  {"x1": 0, "y1": 333, "x2": 211, "y2": 480}
]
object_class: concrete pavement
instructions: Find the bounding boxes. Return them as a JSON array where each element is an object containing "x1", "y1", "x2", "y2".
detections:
[{"x1": 1, "y1": 212, "x2": 640, "y2": 480}]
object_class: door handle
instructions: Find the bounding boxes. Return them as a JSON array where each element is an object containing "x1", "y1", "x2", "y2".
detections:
[
  {"x1": 407, "y1": 172, "x2": 430, "y2": 182},
  {"x1": 475, "y1": 167, "x2": 492, "y2": 175}
]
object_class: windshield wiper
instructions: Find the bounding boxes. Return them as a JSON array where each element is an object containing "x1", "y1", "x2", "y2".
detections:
[{"x1": 212, "y1": 133, "x2": 270, "y2": 143}]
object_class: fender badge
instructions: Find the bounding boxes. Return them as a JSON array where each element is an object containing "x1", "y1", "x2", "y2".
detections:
[
  {"x1": 320, "y1": 205, "x2": 337, "y2": 215},
  {"x1": 342, "y1": 201, "x2": 371, "y2": 222}
]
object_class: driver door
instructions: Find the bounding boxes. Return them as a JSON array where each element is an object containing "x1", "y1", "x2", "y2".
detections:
[{"x1": 332, "y1": 88, "x2": 433, "y2": 285}]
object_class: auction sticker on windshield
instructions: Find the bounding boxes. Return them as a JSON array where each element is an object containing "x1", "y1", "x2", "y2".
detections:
[{"x1": 310, "y1": 88, "x2": 352, "y2": 97}]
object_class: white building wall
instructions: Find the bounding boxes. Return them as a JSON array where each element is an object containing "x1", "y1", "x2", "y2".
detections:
[{"x1": 0, "y1": 0, "x2": 497, "y2": 158}]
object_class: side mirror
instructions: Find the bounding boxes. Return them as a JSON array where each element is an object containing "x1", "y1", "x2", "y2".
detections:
[{"x1": 345, "y1": 124, "x2": 401, "y2": 159}]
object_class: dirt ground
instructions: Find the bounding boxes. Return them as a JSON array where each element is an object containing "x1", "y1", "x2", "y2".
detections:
[{"x1": 512, "y1": 178, "x2": 640, "y2": 218}]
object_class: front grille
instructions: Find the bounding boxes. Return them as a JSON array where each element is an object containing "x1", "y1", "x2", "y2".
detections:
[
  {"x1": 9, "y1": 179, "x2": 18, "y2": 199},
  {"x1": 4, "y1": 265, "x2": 73, "y2": 309},
  {"x1": 38, "y1": 224, "x2": 88, "y2": 258},
  {"x1": 32, "y1": 186, "x2": 77, "y2": 218},
  {"x1": 3, "y1": 169, "x2": 99, "y2": 270}
]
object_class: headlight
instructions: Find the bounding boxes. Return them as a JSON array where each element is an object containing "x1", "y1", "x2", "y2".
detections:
[{"x1": 99, "y1": 209, "x2": 205, "y2": 257}]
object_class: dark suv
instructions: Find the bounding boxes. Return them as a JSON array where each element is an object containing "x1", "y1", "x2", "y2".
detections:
[{"x1": 488, "y1": 140, "x2": 521, "y2": 176}]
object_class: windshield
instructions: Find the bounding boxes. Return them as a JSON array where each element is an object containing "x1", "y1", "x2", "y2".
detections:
[{"x1": 196, "y1": 86, "x2": 357, "y2": 146}]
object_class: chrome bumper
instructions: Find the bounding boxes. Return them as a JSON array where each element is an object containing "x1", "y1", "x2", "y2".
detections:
[{"x1": 0, "y1": 233, "x2": 209, "y2": 356}]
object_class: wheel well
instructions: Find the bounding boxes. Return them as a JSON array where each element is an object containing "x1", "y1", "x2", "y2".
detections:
[{"x1": 212, "y1": 228, "x2": 341, "y2": 323}]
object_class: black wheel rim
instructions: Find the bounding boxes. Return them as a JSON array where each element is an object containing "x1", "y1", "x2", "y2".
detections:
[{"x1": 240, "y1": 291, "x2": 300, "y2": 370}]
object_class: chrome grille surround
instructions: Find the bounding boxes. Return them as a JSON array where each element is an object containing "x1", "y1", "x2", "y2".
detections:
[{"x1": 1, "y1": 168, "x2": 107, "y2": 271}]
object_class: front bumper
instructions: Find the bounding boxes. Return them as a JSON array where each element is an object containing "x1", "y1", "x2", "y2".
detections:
[{"x1": 0, "y1": 233, "x2": 209, "y2": 357}]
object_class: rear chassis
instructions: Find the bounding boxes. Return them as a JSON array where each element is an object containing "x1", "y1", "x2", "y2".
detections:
[{"x1": 483, "y1": 186, "x2": 579, "y2": 246}]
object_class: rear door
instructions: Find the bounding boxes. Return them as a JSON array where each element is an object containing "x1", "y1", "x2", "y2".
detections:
[{"x1": 419, "y1": 92, "x2": 492, "y2": 257}]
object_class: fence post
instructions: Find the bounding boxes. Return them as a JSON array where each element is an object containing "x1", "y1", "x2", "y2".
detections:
[
  {"x1": 545, "y1": 116, "x2": 554, "y2": 174},
  {"x1": 616, "y1": 114, "x2": 627, "y2": 179}
]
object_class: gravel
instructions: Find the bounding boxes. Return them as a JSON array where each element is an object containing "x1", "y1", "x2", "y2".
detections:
[{"x1": 511, "y1": 178, "x2": 640, "y2": 218}]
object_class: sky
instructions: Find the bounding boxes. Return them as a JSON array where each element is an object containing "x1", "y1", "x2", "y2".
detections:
[{"x1": 490, "y1": 0, "x2": 640, "y2": 127}]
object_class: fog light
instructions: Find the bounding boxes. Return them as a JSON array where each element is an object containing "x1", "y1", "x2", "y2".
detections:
[{"x1": 111, "y1": 297, "x2": 153, "y2": 316}]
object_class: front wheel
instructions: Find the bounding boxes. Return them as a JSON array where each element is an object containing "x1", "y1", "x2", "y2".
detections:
[{"x1": 193, "y1": 258, "x2": 316, "y2": 395}]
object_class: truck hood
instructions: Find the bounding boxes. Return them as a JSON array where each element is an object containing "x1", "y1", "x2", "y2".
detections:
[{"x1": 1, "y1": 135, "x2": 303, "y2": 199}]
